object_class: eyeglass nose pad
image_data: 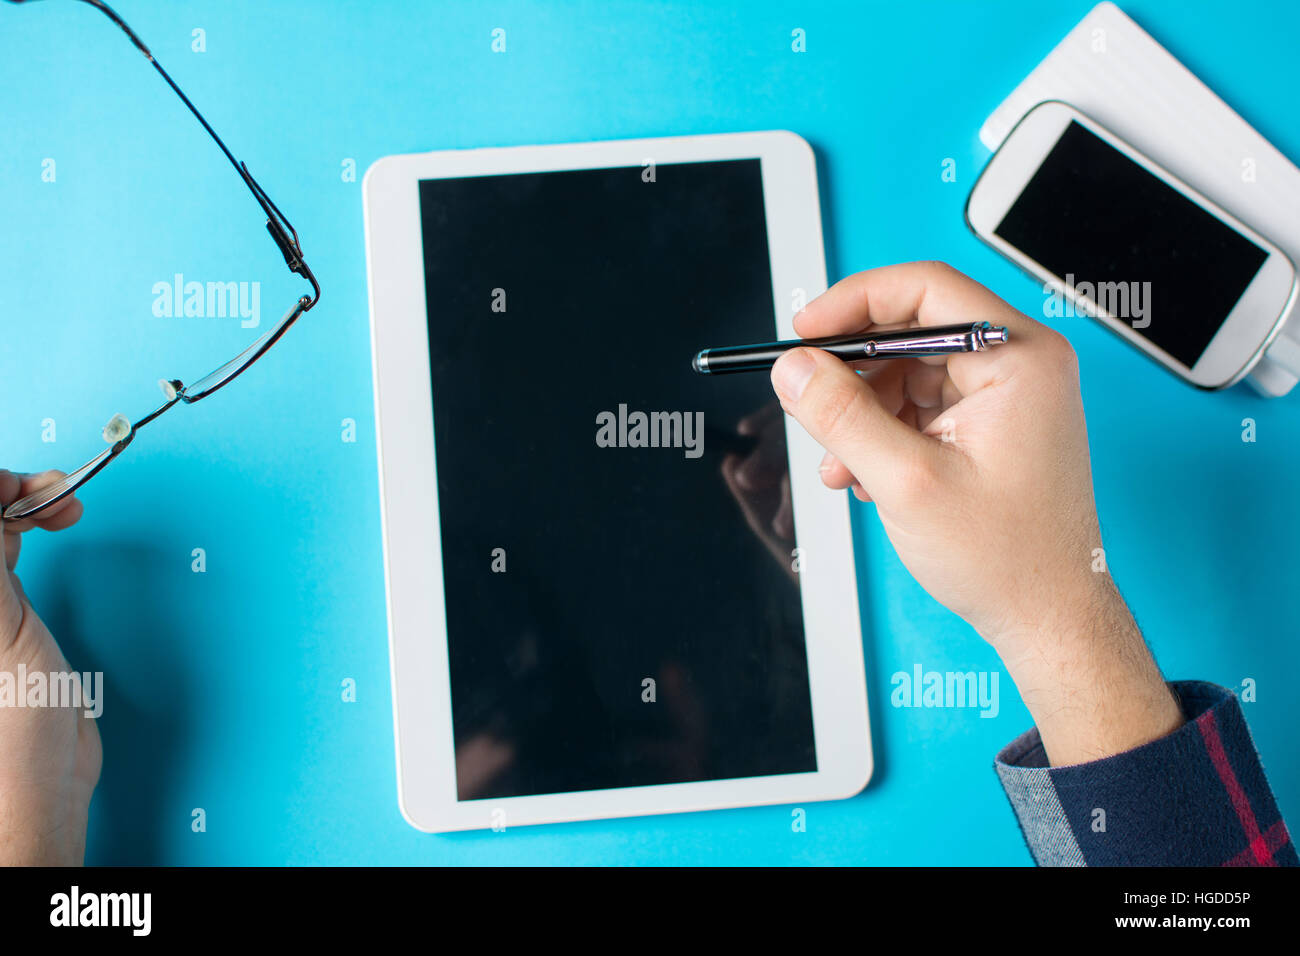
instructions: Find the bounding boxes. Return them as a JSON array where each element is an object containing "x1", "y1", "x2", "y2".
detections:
[
  {"x1": 159, "y1": 378, "x2": 184, "y2": 402},
  {"x1": 102, "y1": 413, "x2": 133, "y2": 445}
]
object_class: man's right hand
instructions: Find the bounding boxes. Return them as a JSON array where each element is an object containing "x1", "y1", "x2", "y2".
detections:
[{"x1": 769, "y1": 262, "x2": 1183, "y2": 766}]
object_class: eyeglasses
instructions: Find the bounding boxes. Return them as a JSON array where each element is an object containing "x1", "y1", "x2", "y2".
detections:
[{"x1": 2, "y1": 0, "x2": 320, "y2": 521}]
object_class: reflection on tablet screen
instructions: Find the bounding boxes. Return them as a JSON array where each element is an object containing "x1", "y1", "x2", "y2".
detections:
[{"x1": 419, "y1": 160, "x2": 817, "y2": 800}]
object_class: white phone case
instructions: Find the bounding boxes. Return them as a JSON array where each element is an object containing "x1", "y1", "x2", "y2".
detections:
[{"x1": 979, "y1": 1, "x2": 1300, "y2": 396}]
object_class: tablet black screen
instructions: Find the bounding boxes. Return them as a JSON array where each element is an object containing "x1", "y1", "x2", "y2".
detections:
[{"x1": 419, "y1": 159, "x2": 818, "y2": 801}]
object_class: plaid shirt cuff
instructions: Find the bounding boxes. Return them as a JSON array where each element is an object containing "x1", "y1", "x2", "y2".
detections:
[{"x1": 995, "y1": 680, "x2": 1297, "y2": 866}]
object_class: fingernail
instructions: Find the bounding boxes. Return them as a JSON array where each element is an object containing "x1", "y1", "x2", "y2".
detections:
[
  {"x1": 771, "y1": 349, "x2": 816, "y2": 401},
  {"x1": 818, "y1": 451, "x2": 835, "y2": 473}
]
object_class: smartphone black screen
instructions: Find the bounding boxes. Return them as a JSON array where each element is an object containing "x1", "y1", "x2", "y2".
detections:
[{"x1": 994, "y1": 120, "x2": 1268, "y2": 368}]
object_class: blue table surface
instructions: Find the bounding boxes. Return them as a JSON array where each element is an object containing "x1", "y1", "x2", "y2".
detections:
[{"x1": 2, "y1": 0, "x2": 1296, "y2": 866}]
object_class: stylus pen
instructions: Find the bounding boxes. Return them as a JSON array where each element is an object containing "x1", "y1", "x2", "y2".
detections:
[{"x1": 692, "y1": 322, "x2": 1010, "y2": 375}]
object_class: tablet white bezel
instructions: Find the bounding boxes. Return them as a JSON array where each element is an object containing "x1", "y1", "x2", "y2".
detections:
[{"x1": 364, "y1": 131, "x2": 871, "y2": 833}]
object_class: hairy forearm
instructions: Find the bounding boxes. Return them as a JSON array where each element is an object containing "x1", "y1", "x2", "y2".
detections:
[{"x1": 995, "y1": 579, "x2": 1184, "y2": 767}]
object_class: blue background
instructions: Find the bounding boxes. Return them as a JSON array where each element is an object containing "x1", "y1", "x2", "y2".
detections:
[{"x1": 2, "y1": 0, "x2": 1296, "y2": 865}]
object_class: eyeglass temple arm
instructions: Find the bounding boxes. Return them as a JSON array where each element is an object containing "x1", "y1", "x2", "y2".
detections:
[
  {"x1": 25, "y1": 0, "x2": 322, "y2": 309},
  {"x1": 252, "y1": 171, "x2": 321, "y2": 305}
]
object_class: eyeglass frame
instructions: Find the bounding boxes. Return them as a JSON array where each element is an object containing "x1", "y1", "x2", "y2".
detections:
[{"x1": 2, "y1": 0, "x2": 320, "y2": 521}]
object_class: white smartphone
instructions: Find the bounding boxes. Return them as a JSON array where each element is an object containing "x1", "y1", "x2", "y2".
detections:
[{"x1": 966, "y1": 100, "x2": 1299, "y2": 389}]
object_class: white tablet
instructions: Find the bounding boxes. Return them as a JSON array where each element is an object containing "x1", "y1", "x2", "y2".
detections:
[{"x1": 363, "y1": 131, "x2": 871, "y2": 833}]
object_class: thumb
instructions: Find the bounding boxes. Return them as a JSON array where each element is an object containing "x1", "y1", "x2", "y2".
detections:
[
  {"x1": 0, "y1": 471, "x2": 23, "y2": 644},
  {"x1": 770, "y1": 348, "x2": 952, "y2": 508}
]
